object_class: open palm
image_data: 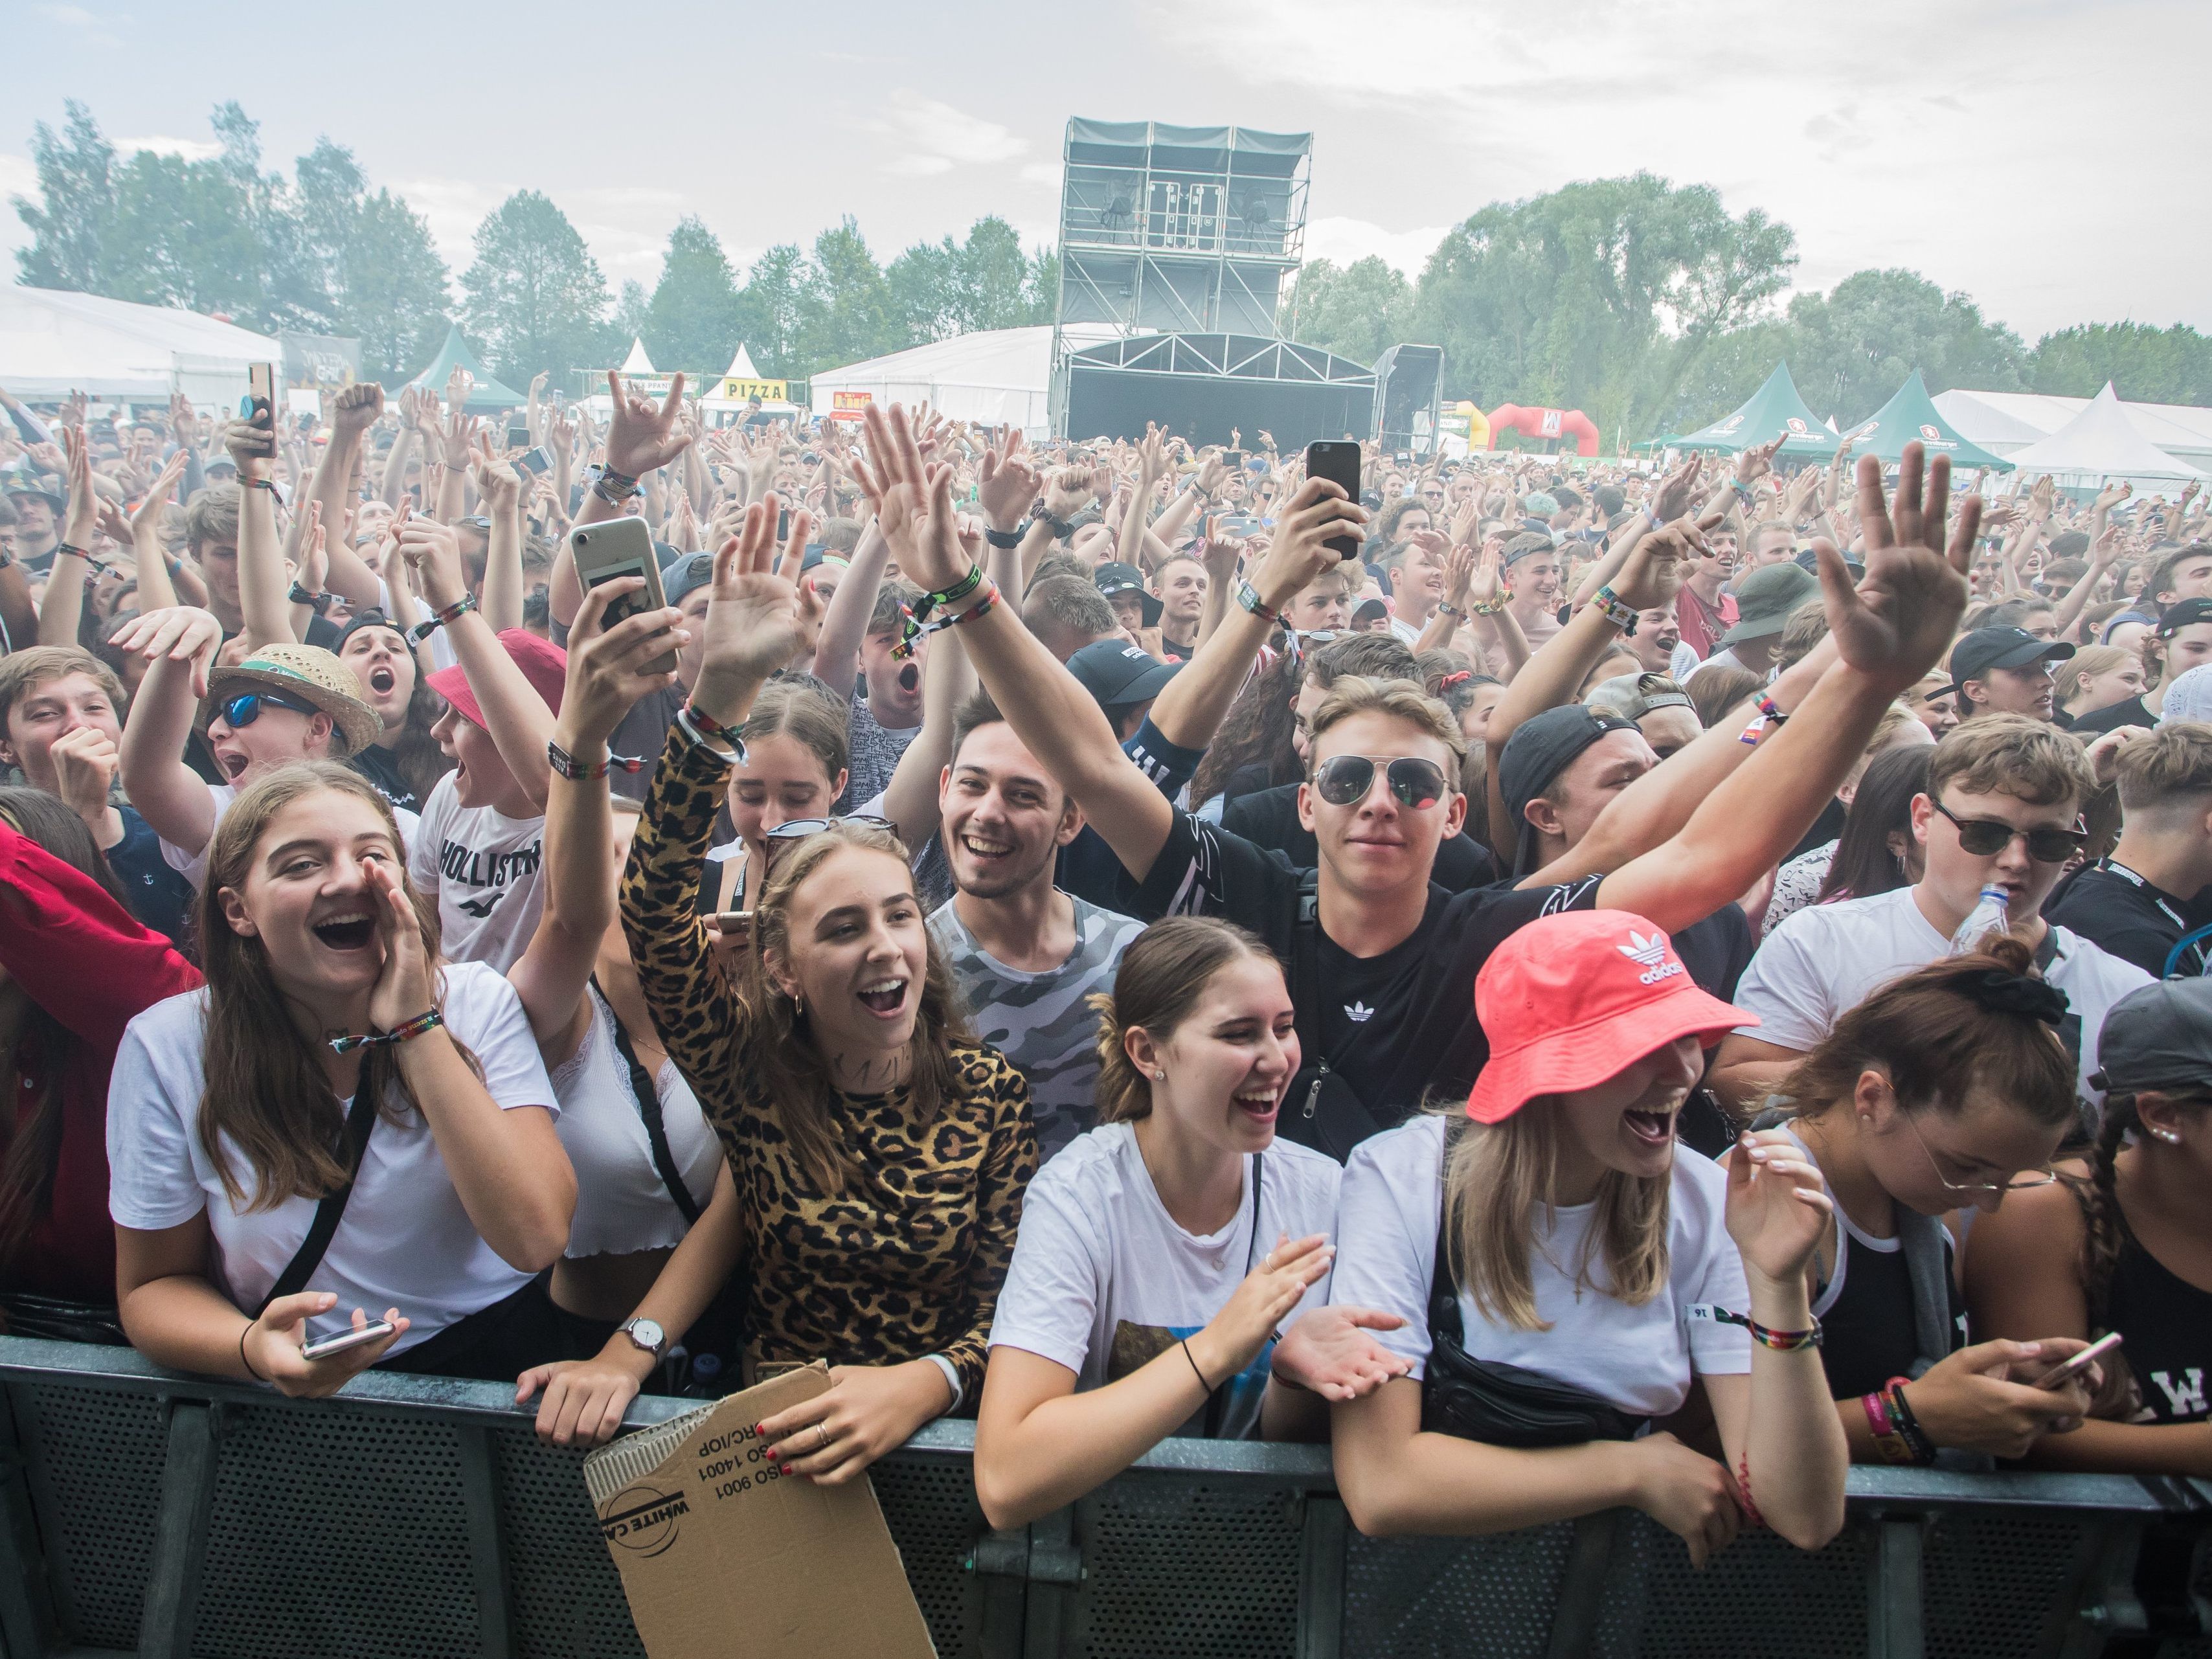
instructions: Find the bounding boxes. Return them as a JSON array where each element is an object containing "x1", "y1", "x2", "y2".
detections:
[
  {"x1": 699, "y1": 493, "x2": 822, "y2": 695},
  {"x1": 854, "y1": 403, "x2": 969, "y2": 594},
  {"x1": 1820, "y1": 443, "x2": 1974, "y2": 692}
]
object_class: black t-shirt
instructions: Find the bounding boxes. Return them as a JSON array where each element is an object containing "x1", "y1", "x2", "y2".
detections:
[
  {"x1": 347, "y1": 742, "x2": 422, "y2": 817},
  {"x1": 1222, "y1": 781, "x2": 1500, "y2": 893},
  {"x1": 2046, "y1": 861, "x2": 2207, "y2": 978},
  {"x1": 1118, "y1": 809, "x2": 1601, "y2": 1129},
  {"x1": 1785, "y1": 798, "x2": 1848, "y2": 866},
  {"x1": 1055, "y1": 718, "x2": 1207, "y2": 909},
  {"x1": 2070, "y1": 695, "x2": 2154, "y2": 736},
  {"x1": 1671, "y1": 903, "x2": 1755, "y2": 1003}
]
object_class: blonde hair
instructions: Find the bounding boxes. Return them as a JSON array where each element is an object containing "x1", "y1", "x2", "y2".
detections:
[
  {"x1": 1307, "y1": 675, "x2": 1469, "y2": 774},
  {"x1": 1089, "y1": 918, "x2": 1276, "y2": 1124},
  {"x1": 2055, "y1": 645, "x2": 2132, "y2": 710},
  {"x1": 1439, "y1": 1105, "x2": 1670, "y2": 1332}
]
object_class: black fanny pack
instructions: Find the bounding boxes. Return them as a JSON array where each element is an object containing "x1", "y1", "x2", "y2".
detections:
[
  {"x1": 1420, "y1": 1173, "x2": 1646, "y2": 1447},
  {"x1": 0, "y1": 1291, "x2": 128, "y2": 1347}
]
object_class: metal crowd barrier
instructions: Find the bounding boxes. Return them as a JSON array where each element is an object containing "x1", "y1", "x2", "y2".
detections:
[{"x1": 0, "y1": 1335, "x2": 2205, "y2": 1659}]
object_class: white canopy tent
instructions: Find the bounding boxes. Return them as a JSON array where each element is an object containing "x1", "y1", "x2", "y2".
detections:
[
  {"x1": 807, "y1": 324, "x2": 1124, "y2": 435},
  {"x1": 0, "y1": 286, "x2": 279, "y2": 407},
  {"x1": 1934, "y1": 387, "x2": 2212, "y2": 475},
  {"x1": 1992, "y1": 383, "x2": 2207, "y2": 494}
]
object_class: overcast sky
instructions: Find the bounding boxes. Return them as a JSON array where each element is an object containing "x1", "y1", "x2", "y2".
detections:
[{"x1": 10, "y1": 0, "x2": 2207, "y2": 341}]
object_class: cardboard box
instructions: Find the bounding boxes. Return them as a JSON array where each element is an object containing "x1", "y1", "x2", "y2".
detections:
[{"x1": 583, "y1": 1362, "x2": 937, "y2": 1658}]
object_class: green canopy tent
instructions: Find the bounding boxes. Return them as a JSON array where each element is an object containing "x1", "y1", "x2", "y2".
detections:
[
  {"x1": 1666, "y1": 362, "x2": 1831, "y2": 454},
  {"x1": 403, "y1": 323, "x2": 526, "y2": 411},
  {"x1": 1807, "y1": 370, "x2": 2013, "y2": 472}
]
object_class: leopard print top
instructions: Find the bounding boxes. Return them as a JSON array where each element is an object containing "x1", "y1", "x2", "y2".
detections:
[{"x1": 619, "y1": 719, "x2": 1038, "y2": 1400}]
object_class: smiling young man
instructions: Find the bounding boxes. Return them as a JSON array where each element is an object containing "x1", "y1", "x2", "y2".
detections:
[
  {"x1": 869, "y1": 405, "x2": 1978, "y2": 1157},
  {"x1": 1675, "y1": 523, "x2": 1739, "y2": 659},
  {"x1": 1713, "y1": 715, "x2": 2151, "y2": 1115},
  {"x1": 927, "y1": 694, "x2": 1144, "y2": 1159},
  {"x1": 1502, "y1": 534, "x2": 1564, "y2": 651}
]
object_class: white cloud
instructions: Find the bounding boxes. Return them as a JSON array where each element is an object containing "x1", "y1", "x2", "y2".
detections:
[
  {"x1": 1304, "y1": 217, "x2": 1449, "y2": 278},
  {"x1": 115, "y1": 135, "x2": 225, "y2": 163},
  {"x1": 868, "y1": 91, "x2": 1027, "y2": 177},
  {"x1": 1019, "y1": 162, "x2": 1063, "y2": 188},
  {"x1": 40, "y1": 3, "x2": 95, "y2": 23}
]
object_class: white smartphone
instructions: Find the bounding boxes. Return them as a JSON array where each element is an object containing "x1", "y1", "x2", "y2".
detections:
[
  {"x1": 300, "y1": 1320, "x2": 397, "y2": 1362},
  {"x1": 569, "y1": 518, "x2": 677, "y2": 675},
  {"x1": 2033, "y1": 1329, "x2": 2121, "y2": 1390}
]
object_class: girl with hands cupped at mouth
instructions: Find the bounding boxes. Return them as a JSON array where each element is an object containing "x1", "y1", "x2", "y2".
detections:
[{"x1": 973, "y1": 918, "x2": 1410, "y2": 1531}]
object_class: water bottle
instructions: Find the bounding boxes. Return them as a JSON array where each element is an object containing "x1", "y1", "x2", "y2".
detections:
[{"x1": 1950, "y1": 885, "x2": 2011, "y2": 956}]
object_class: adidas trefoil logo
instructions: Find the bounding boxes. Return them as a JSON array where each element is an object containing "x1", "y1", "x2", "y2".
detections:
[
  {"x1": 1344, "y1": 1001, "x2": 1375, "y2": 1022},
  {"x1": 1618, "y1": 930, "x2": 1682, "y2": 986}
]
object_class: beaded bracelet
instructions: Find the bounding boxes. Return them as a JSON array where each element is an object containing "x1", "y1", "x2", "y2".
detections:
[
  {"x1": 407, "y1": 592, "x2": 476, "y2": 644},
  {"x1": 1687, "y1": 1305, "x2": 1822, "y2": 1349},
  {"x1": 329, "y1": 1008, "x2": 443, "y2": 1055}
]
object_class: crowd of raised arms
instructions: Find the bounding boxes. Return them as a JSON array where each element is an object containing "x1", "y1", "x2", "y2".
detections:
[{"x1": 0, "y1": 364, "x2": 2208, "y2": 1571}]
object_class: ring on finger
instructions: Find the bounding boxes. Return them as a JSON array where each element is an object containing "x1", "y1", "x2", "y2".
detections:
[{"x1": 815, "y1": 1422, "x2": 831, "y2": 1452}]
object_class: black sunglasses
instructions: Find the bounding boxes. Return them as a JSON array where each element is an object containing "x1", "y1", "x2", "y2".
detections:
[
  {"x1": 217, "y1": 688, "x2": 321, "y2": 729},
  {"x1": 1314, "y1": 754, "x2": 1449, "y2": 810},
  {"x1": 1932, "y1": 801, "x2": 2086, "y2": 864}
]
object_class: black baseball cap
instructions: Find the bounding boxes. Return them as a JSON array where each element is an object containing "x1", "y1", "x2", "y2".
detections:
[
  {"x1": 1946, "y1": 626, "x2": 2074, "y2": 695},
  {"x1": 335, "y1": 607, "x2": 409, "y2": 651},
  {"x1": 2093, "y1": 978, "x2": 2212, "y2": 1095},
  {"x1": 1066, "y1": 639, "x2": 1180, "y2": 710},
  {"x1": 1095, "y1": 561, "x2": 1162, "y2": 626},
  {"x1": 1497, "y1": 705, "x2": 1642, "y2": 876},
  {"x1": 2157, "y1": 597, "x2": 2212, "y2": 637}
]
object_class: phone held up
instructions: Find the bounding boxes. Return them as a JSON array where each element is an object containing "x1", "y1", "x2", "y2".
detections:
[
  {"x1": 241, "y1": 363, "x2": 278, "y2": 442},
  {"x1": 1305, "y1": 440, "x2": 1362, "y2": 560},
  {"x1": 299, "y1": 1320, "x2": 398, "y2": 1362},
  {"x1": 568, "y1": 519, "x2": 679, "y2": 675}
]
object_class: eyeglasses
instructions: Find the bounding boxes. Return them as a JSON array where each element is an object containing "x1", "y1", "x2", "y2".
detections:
[
  {"x1": 1902, "y1": 1109, "x2": 2057, "y2": 1195},
  {"x1": 765, "y1": 814, "x2": 894, "y2": 842},
  {"x1": 1931, "y1": 801, "x2": 2087, "y2": 864},
  {"x1": 216, "y1": 688, "x2": 321, "y2": 729},
  {"x1": 1313, "y1": 754, "x2": 1449, "y2": 810}
]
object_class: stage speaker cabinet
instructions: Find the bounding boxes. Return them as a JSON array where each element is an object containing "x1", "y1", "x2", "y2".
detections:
[{"x1": 1371, "y1": 344, "x2": 1445, "y2": 458}]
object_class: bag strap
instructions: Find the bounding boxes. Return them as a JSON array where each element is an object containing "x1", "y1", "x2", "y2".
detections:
[
  {"x1": 592, "y1": 976, "x2": 704, "y2": 1226},
  {"x1": 254, "y1": 1081, "x2": 380, "y2": 1318},
  {"x1": 1290, "y1": 870, "x2": 1323, "y2": 1057},
  {"x1": 1201, "y1": 1152, "x2": 1267, "y2": 1439}
]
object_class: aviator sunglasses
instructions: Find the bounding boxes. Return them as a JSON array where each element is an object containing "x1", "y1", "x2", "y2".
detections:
[{"x1": 1313, "y1": 754, "x2": 1449, "y2": 810}]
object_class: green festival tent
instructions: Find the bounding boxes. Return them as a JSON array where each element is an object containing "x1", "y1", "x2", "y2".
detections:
[
  {"x1": 403, "y1": 323, "x2": 525, "y2": 411},
  {"x1": 1812, "y1": 369, "x2": 2013, "y2": 472},
  {"x1": 1666, "y1": 362, "x2": 1831, "y2": 454}
]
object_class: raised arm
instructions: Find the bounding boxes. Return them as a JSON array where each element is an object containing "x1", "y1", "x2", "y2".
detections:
[
  {"x1": 312, "y1": 383, "x2": 387, "y2": 607},
  {"x1": 223, "y1": 407, "x2": 297, "y2": 650},
  {"x1": 550, "y1": 371, "x2": 693, "y2": 631},
  {"x1": 111, "y1": 607, "x2": 225, "y2": 861},
  {"x1": 975, "y1": 428, "x2": 1043, "y2": 599},
  {"x1": 124, "y1": 449, "x2": 189, "y2": 614},
  {"x1": 471, "y1": 433, "x2": 526, "y2": 633},
  {"x1": 37, "y1": 425, "x2": 100, "y2": 647},
  {"x1": 809, "y1": 512, "x2": 890, "y2": 689},
  {"x1": 875, "y1": 615, "x2": 973, "y2": 853}
]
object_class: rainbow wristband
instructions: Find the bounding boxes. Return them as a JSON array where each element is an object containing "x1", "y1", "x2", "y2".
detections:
[{"x1": 329, "y1": 1008, "x2": 443, "y2": 1055}]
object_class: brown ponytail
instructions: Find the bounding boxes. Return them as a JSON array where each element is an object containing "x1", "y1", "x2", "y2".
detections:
[
  {"x1": 1090, "y1": 918, "x2": 1276, "y2": 1125},
  {"x1": 2074, "y1": 1096, "x2": 2135, "y2": 1335}
]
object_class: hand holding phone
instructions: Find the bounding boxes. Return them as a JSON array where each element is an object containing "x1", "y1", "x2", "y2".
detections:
[
  {"x1": 1305, "y1": 441, "x2": 1364, "y2": 560},
  {"x1": 300, "y1": 1319, "x2": 400, "y2": 1361},
  {"x1": 2033, "y1": 1330, "x2": 2121, "y2": 1391}
]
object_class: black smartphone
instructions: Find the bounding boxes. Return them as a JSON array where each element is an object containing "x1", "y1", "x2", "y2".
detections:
[
  {"x1": 506, "y1": 416, "x2": 530, "y2": 447},
  {"x1": 1305, "y1": 440, "x2": 1362, "y2": 560},
  {"x1": 515, "y1": 446, "x2": 552, "y2": 477},
  {"x1": 777, "y1": 506, "x2": 791, "y2": 541}
]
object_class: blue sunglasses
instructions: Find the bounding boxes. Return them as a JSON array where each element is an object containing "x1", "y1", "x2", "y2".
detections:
[{"x1": 217, "y1": 688, "x2": 321, "y2": 728}]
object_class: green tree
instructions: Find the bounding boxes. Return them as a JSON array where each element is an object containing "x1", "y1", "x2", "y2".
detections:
[
  {"x1": 793, "y1": 216, "x2": 899, "y2": 376},
  {"x1": 460, "y1": 190, "x2": 611, "y2": 385},
  {"x1": 1781, "y1": 268, "x2": 2026, "y2": 424},
  {"x1": 734, "y1": 243, "x2": 808, "y2": 374},
  {"x1": 342, "y1": 189, "x2": 451, "y2": 381},
  {"x1": 294, "y1": 137, "x2": 367, "y2": 300},
  {"x1": 107, "y1": 148, "x2": 260, "y2": 319},
  {"x1": 13, "y1": 98, "x2": 117, "y2": 291},
  {"x1": 2031, "y1": 322, "x2": 2212, "y2": 407},
  {"x1": 646, "y1": 216, "x2": 743, "y2": 372},
  {"x1": 1285, "y1": 256, "x2": 1414, "y2": 366}
]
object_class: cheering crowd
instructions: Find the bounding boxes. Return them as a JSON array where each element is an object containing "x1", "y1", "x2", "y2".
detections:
[{"x1": 0, "y1": 363, "x2": 2206, "y2": 1572}]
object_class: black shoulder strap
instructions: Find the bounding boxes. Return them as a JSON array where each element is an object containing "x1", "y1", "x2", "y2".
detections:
[
  {"x1": 255, "y1": 1081, "x2": 381, "y2": 1317},
  {"x1": 1203, "y1": 1152, "x2": 1267, "y2": 1439},
  {"x1": 1428, "y1": 1123, "x2": 1465, "y2": 1348},
  {"x1": 592, "y1": 975, "x2": 705, "y2": 1226},
  {"x1": 1290, "y1": 869, "x2": 1323, "y2": 1049}
]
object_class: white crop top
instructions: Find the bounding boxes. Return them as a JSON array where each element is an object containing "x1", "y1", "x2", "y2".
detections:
[{"x1": 548, "y1": 983, "x2": 723, "y2": 1258}]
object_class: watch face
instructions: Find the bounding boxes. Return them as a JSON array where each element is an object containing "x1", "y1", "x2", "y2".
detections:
[{"x1": 629, "y1": 1318, "x2": 666, "y2": 1353}]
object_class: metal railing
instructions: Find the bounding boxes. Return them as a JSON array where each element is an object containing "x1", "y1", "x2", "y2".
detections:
[{"x1": 0, "y1": 1335, "x2": 2205, "y2": 1659}]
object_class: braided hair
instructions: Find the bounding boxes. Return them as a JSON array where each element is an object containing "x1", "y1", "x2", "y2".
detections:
[{"x1": 2073, "y1": 1096, "x2": 2136, "y2": 1337}]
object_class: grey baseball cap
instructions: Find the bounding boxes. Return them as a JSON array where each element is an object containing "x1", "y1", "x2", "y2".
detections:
[{"x1": 2094, "y1": 978, "x2": 2212, "y2": 1095}]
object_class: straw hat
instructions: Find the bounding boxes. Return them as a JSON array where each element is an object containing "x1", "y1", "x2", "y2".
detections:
[{"x1": 205, "y1": 644, "x2": 383, "y2": 755}]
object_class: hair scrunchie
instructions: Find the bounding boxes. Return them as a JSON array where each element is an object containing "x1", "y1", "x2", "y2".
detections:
[{"x1": 1959, "y1": 969, "x2": 2070, "y2": 1028}]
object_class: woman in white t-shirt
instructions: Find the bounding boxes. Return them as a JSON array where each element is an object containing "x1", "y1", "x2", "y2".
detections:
[
  {"x1": 975, "y1": 918, "x2": 1412, "y2": 1531},
  {"x1": 507, "y1": 584, "x2": 745, "y2": 1445},
  {"x1": 1329, "y1": 910, "x2": 1849, "y2": 1564},
  {"x1": 109, "y1": 763, "x2": 577, "y2": 1395}
]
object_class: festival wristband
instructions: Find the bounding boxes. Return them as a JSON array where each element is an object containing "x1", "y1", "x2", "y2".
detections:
[
  {"x1": 547, "y1": 739, "x2": 647, "y2": 781},
  {"x1": 982, "y1": 525, "x2": 1024, "y2": 550},
  {"x1": 1884, "y1": 1377, "x2": 1937, "y2": 1465},
  {"x1": 1687, "y1": 1305, "x2": 1822, "y2": 1350},
  {"x1": 1235, "y1": 580, "x2": 1283, "y2": 626},
  {"x1": 1471, "y1": 596, "x2": 1508, "y2": 616},
  {"x1": 288, "y1": 582, "x2": 334, "y2": 613},
  {"x1": 329, "y1": 1009, "x2": 443, "y2": 1055},
  {"x1": 241, "y1": 476, "x2": 284, "y2": 506},
  {"x1": 680, "y1": 701, "x2": 749, "y2": 762},
  {"x1": 893, "y1": 564, "x2": 988, "y2": 659},
  {"x1": 1592, "y1": 585, "x2": 1638, "y2": 634},
  {"x1": 591, "y1": 464, "x2": 640, "y2": 504},
  {"x1": 407, "y1": 592, "x2": 476, "y2": 644}
]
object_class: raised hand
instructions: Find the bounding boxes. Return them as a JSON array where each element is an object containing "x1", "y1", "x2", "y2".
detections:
[
  {"x1": 169, "y1": 392, "x2": 198, "y2": 449},
  {"x1": 468, "y1": 431, "x2": 521, "y2": 513},
  {"x1": 1651, "y1": 453, "x2": 1704, "y2": 523},
  {"x1": 109, "y1": 606, "x2": 225, "y2": 695},
  {"x1": 1734, "y1": 436, "x2": 1783, "y2": 488},
  {"x1": 1438, "y1": 539, "x2": 1476, "y2": 613},
  {"x1": 852, "y1": 403, "x2": 970, "y2": 596},
  {"x1": 1044, "y1": 465, "x2": 1092, "y2": 521},
  {"x1": 976, "y1": 427, "x2": 1043, "y2": 534},
  {"x1": 364, "y1": 857, "x2": 435, "y2": 1033},
  {"x1": 440, "y1": 396, "x2": 481, "y2": 470},
  {"x1": 1726, "y1": 1130, "x2": 1833, "y2": 1286},
  {"x1": 1259, "y1": 475, "x2": 1368, "y2": 593},
  {"x1": 1825, "y1": 442, "x2": 1976, "y2": 693},
  {"x1": 332, "y1": 381, "x2": 384, "y2": 438},
  {"x1": 603, "y1": 370, "x2": 693, "y2": 479},
  {"x1": 692, "y1": 491, "x2": 823, "y2": 712},
  {"x1": 60, "y1": 425, "x2": 100, "y2": 546},
  {"x1": 1610, "y1": 508, "x2": 1718, "y2": 611},
  {"x1": 396, "y1": 515, "x2": 469, "y2": 611},
  {"x1": 556, "y1": 577, "x2": 686, "y2": 752}
]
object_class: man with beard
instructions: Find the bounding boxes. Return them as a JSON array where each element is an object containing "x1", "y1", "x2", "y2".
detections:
[{"x1": 928, "y1": 692, "x2": 1143, "y2": 1158}]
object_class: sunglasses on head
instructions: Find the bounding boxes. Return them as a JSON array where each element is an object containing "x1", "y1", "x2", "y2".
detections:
[
  {"x1": 1932, "y1": 800, "x2": 2087, "y2": 863},
  {"x1": 1313, "y1": 753, "x2": 1449, "y2": 810},
  {"x1": 217, "y1": 688, "x2": 321, "y2": 729},
  {"x1": 766, "y1": 813, "x2": 894, "y2": 842}
]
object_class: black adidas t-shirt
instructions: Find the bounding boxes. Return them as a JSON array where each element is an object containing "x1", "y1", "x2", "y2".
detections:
[{"x1": 1118, "y1": 810, "x2": 1601, "y2": 1130}]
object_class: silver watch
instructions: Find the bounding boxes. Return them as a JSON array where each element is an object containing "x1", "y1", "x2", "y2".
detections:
[{"x1": 620, "y1": 1316, "x2": 668, "y2": 1361}]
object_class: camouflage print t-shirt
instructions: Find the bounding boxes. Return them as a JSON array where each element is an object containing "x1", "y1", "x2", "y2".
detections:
[{"x1": 929, "y1": 893, "x2": 1144, "y2": 1158}]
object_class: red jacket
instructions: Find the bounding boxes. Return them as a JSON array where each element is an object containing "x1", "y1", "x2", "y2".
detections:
[{"x1": 0, "y1": 822, "x2": 201, "y2": 1304}]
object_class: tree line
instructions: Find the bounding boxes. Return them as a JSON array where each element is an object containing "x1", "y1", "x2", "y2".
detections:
[
  {"x1": 1285, "y1": 172, "x2": 2212, "y2": 442},
  {"x1": 14, "y1": 103, "x2": 2209, "y2": 437}
]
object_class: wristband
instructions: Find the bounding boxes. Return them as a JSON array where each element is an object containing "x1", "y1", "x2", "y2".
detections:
[
  {"x1": 241, "y1": 476, "x2": 284, "y2": 506},
  {"x1": 1687, "y1": 1305, "x2": 1822, "y2": 1350},
  {"x1": 681, "y1": 701, "x2": 749, "y2": 762},
  {"x1": 407, "y1": 592, "x2": 476, "y2": 644},
  {"x1": 240, "y1": 1322, "x2": 266, "y2": 1383},
  {"x1": 1436, "y1": 601, "x2": 1466, "y2": 619},
  {"x1": 288, "y1": 582, "x2": 334, "y2": 614},
  {"x1": 1235, "y1": 580, "x2": 1283, "y2": 626},
  {"x1": 1755, "y1": 695, "x2": 1787, "y2": 727},
  {"x1": 329, "y1": 1008, "x2": 443, "y2": 1055},
  {"x1": 1471, "y1": 596, "x2": 1508, "y2": 616},
  {"x1": 590, "y1": 464, "x2": 640, "y2": 504},
  {"x1": 1592, "y1": 585, "x2": 1638, "y2": 635},
  {"x1": 893, "y1": 563, "x2": 987, "y2": 659},
  {"x1": 1036, "y1": 510, "x2": 1074, "y2": 539},
  {"x1": 982, "y1": 525, "x2": 1025, "y2": 550},
  {"x1": 1860, "y1": 1390, "x2": 1915, "y2": 1465},
  {"x1": 1884, "y1": 1377, "x2": 1937, "y2": 1465},
  {"x1": 546, "y1": 739, "x2": 647, "y2": 780}
]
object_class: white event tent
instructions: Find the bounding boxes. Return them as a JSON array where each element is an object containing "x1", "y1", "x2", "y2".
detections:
[
  {"x1": 807, "y1": 324, "x2": 1124, "y2": 435},
  {"x1": 0, "y1": 286, "x2": 278, "y2": 405},
  {"x1": 1992, "y1": 383, "x2": 2207, "y2": 494},
  {"x1": 1934, "y1": 387, "x2": 2212, "y2": 475}
]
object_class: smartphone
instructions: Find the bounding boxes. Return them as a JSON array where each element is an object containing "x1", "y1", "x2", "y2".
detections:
[
  {"x1": 569, "y1": 519, "x2": 678, "y2": 675},
  {"x1": 712, "y1": 910, "x2": 754, "y2": 932},
  {"x1": 777, "y1": 506, "x2": 791, "y2": 541},
  {"x1": 242, "y1": 363, "x2": 277, "y2": 432},
  {"x1": 2034, "y1": 1330, "x2": 2121, "y2": 1390},
  {"x1": 1305, "y1": 440, "x2": 1363, "y2": 560},
  {"x1": 1217, "y1": 514, "x2": 1262, "y2": 538},
  {"x1": 506, "y1": 416, "x2": 530, "y2": 447},
  {"x1": 300, "y1": 1320, "x2": 397, "y2": 1362},
  {"x1": 515, "y1": 446, "x2": 553, "y2": 477}
]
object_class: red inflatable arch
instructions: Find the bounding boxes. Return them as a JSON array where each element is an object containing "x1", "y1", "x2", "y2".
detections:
[{"x1": 1485, "y1": 403, "x2": 1599, "y2": 457}]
